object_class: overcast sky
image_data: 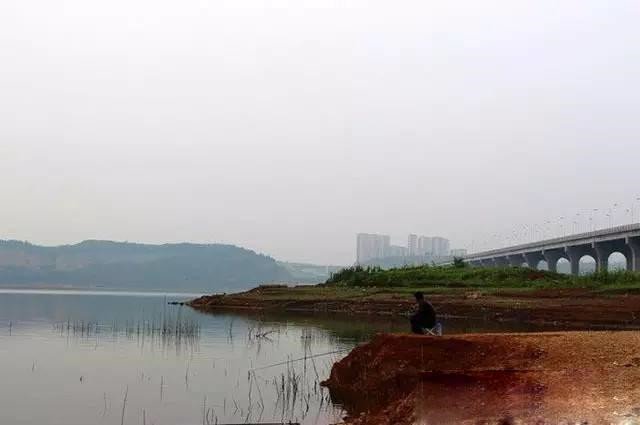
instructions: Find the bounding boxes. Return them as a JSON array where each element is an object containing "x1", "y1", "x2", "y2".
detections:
[{"x1": 1, "y1": 0, "x2": 639, "y2": 264}]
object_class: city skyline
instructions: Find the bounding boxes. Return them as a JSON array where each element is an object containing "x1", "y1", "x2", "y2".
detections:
[{"x1": 356, "y1": 232, "x2": 462, "y2": 265}]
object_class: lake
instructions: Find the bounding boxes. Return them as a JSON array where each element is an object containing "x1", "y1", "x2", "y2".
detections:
[{"x1": 0, "y1": 289, "x2": 557, "y2": 425}]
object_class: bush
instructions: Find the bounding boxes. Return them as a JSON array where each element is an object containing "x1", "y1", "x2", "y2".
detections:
[
  {"x1": 325, "y1": 263, "x2": 640, "y2": 290},
  {"x1": 453, "y1": 257, "x2": 466, "y2": 268}
]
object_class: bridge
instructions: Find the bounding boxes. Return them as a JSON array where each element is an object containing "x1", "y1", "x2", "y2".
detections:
[{"x1": 463, "y1": 223, "x2": 640, "y2": 274}]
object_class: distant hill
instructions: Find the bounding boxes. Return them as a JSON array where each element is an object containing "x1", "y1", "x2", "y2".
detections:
[
  {"x1": 0, "y1": 240, "x2": 293, "y2": 292},
  {"x1": 277, "y1": 261, "x2": 344, "y2": 283}
]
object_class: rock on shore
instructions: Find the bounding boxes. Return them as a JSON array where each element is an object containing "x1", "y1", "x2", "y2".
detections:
[{"x1": 322, "y1": 332, "x2": 640, "y2": 424}]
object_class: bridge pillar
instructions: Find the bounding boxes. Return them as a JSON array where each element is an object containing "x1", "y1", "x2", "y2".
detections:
[
  {"x1": 601, "y1": 239, "x2": 634, "y2": 272},
  {"x1": 494, "y1": 256, "x2": 509, "y2": 267},
  {"x1": 507, "y1": 254, "x2": 525, "y2": 267},
  {"x1": 593, "y1": 239, "x2": 633, "y2": 272},
  {"x1": 524, "y1": 252, "x2": 544, "y2": 269},
  {"x1": 565, "y1": 244, "x2": 599, "y2": 275},
  {"x1": 627, "y1": 237, "x2": 640, "y2": 271},
  {"x1": 594, "y1": 243, "x2": 610, "y2": 272},
  {"x1": 565, "y1": 247, "x2": 581, "y2": 276},
  {"x1": 543, "y1": 249, "x2": 565, "y2": 273},
  {"x1": 481, "y1": 259, "x2": 495, "y2": 267}
]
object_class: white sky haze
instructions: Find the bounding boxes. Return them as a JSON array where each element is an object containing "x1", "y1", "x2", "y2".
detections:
[{"x1": 1, "y1": 0, "x2": 639, "y2": 264}]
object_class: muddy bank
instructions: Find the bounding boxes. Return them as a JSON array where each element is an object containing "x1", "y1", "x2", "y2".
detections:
[
  {"x1": 189, "y1": 286, "x2": 640, "y2": 328},
  {"x1": 322, "y1": 332, "x2": 640, "y2": 424}
]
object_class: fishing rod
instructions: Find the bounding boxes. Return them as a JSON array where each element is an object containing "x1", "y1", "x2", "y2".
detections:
[
  {"x1": 249, "y1": 348, "x2": 352, "y2": 372},
  {"x1": 216, "y1": 423, "x2": 299, "y2": 425}
]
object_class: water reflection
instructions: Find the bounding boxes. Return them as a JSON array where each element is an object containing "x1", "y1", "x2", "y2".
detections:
[
  {"x1": 0, "y1": 290, "x2": 348, "y2": 425},
  {"x1": 0, "y1": 289, "x2": 585, "y2": 425}
]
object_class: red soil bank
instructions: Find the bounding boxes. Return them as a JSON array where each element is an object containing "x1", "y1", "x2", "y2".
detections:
[
  {"x1": 322, "y1": 332, "x2": 640, "y2": 424},
  {"x1": 190, "y1": 287, "x2": 640, "y2": 329}
]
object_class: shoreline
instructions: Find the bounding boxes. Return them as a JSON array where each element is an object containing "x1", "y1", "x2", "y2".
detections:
[{"x1": 189, "y1": 284, "x2": 640, "y2": 329}]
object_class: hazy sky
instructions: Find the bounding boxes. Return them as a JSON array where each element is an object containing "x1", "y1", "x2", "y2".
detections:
[{"x1": 1, "y1": 0, "x2": 639, "y2": 264}]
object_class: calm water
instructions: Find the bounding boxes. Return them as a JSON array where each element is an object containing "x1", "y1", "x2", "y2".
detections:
[{"x1": 0, "y1": 289, "x2": 559, "y2": 425}]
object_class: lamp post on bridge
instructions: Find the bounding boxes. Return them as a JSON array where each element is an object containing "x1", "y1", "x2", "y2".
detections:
[
  {"x1": 558, "y1": 216, "x2": 566, "y2": 238},
  {"x1": 543, "y1": 220, "x2": 551, "y2": 239}
]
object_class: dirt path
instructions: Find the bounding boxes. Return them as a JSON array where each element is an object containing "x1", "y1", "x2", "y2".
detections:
[
  {"x1": 322, "y1": 332, "x2": 640, "y2": 424},
  {"x1": 189, "y1": 286, "x2": 640, "y2": 328}
]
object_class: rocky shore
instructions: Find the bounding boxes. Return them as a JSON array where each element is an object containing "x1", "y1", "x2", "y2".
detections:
[{"x1": 322, "y1": 332, "x2": 640, "y2": 424}]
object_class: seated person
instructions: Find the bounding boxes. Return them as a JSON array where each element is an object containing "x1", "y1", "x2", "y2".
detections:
[{"x1": 410, "y1": 291, "x2": 437, "y2": 334}]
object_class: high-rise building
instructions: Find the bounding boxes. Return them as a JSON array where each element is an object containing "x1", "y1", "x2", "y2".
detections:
[
  {"x1": 355, "y1": 233, "x2": 452, "y2": 263},
  {"x1": 417, "y1": 236, "x2": 433, "y2": 256},
  {"x1": 431, "y1": 237, "x2": 450, "y2": 257},
  {"x1": 356, "y1": 233, "x2": 390, "y2": 264},
  {"x1": 407, "y1": 234, "x2": 418, "y2": 256},
  {"x1": 388, "y1": 245, "x2": 408, "y2": 258}
]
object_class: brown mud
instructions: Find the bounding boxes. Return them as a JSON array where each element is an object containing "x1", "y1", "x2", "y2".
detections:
[
  {"x1": 189, "y1": 286, "x2": 640, "y2": 329},
  {"x1": 322, "y1": 332, "x2": 640, "y2": 424}
]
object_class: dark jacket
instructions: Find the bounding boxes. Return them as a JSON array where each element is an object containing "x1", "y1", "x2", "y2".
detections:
[{"x1": 415, "y1": 300, "x2": 437, "y2": 328}]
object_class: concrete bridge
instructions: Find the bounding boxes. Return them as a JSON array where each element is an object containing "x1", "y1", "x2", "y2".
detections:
[{"x1": 464, "y1": 224, "x2": 640, "y2": 274}]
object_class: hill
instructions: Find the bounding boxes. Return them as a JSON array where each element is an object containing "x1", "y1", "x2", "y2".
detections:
[
  {"x1": 0, "y1": 240, "x2": 293, "y2": 292},
  {"x1": 277, "y1": 261, "x2": 344, "y2": 283}
]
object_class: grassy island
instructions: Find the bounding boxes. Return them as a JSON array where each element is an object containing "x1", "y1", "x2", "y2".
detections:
[
  {"x1": 190, "y1": 264, "x2": 640, "y2": 328},
  {"x1": 324, "y1": 263, "x2": 640, "y2": 292}
]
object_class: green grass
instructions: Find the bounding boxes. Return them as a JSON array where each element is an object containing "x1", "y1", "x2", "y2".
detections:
[
  {"x1": 223, "y1": 267, "x2": 640, "y2": 304},
  {"x1": 323, "y1": 264, "x2": 640, "y2": 290}
]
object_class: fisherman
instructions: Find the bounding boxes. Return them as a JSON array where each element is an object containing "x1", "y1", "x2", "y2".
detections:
[{"x1": 410, "y1": 291, "x2": 437, "y2": 334}]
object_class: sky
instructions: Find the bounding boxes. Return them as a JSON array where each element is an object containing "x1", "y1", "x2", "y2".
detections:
[{"x1": 1, "y1": 0, "x2": 640, "y2": 265}]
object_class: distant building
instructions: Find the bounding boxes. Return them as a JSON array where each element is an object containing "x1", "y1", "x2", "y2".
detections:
[
  {"x1": 431, "y1": 237, "x2": 450, "y2": 257},
  {"x1": 407, "y1": 234, "x2": 418, "y2": 256},
  {"x1": 356, "y1": 233, "x2": 390, "y2": 264},
  {"x1": 450, "y1": 248, "x2": 468, "y2": 258},
  {"x1": 356, "y1": 232, "x2": 452, "y2": 264},
  {"x1": 417, "y1": 236, "x2": 433, "y2": 256},
  {"x1": 388, "y1": 245, "x2": 408, "y2": 258}
]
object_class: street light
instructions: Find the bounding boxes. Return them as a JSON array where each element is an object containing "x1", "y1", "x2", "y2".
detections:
[
  {"x1": 544, "y1": 220, "x2": 551, "y2": 239},
  {"x1": 559, "y1": 216, "x2": 566, "y2": 237}
]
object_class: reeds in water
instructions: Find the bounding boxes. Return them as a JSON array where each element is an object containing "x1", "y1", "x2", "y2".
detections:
[{"x1": 52, "y1": 311, "x2": 201, "y2": 351}]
